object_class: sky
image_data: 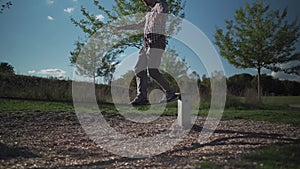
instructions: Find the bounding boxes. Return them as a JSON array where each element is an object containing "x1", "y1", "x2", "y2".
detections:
[{"x1": 0, "y1": 0, "x2": 299, "y2": 82}]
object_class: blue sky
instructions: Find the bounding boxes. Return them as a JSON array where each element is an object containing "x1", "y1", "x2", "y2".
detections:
[{"x1": 0, "y1": 0, "x2": 299, "y2": 82}]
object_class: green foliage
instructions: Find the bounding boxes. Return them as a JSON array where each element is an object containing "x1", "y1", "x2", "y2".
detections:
[
  {"x1": 0, "y1": 73, "x2": 112, "y2": 102},
  {"x1": 0, "y1": 62, "x2": 14, "y2": 74},
  {"x1": 1, "y1": 73, "x2": 300, "y2": 126},
  {"x1": 71, "y1": 34, "x2": 120, "y2": 83},
  {"x1": 228, "y1": 73, "x2": 300, "y2": 96},
  {"x1": 160, "y1": 48, "x2": 189, "y2": 78},
  {"x1": 70, "y1": 6, "x2": 122, "y2": 84},
  {"x1": 215, "y1": 1, "x2": 300, "y2": 102},
  {"x1": 0, "y1": 0, "x2": 12, "y2": 14},
  {"x1": 227, "y1": 73, "x2": 253, "y2": 96},
  {"x1": 2, "y1": 71, "x2": 300, "y2": 116}
]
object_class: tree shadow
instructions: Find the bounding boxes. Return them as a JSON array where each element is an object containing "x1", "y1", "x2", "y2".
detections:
[
  {"x1": 169, "y1": 124, "x2": 300, "y2": 154},
  {"x1": 0, "y1": 143, "x2": 39, "y2": 160},
  {"x1": 49, "y1": 124, "x2": 300, "y2": 168}
]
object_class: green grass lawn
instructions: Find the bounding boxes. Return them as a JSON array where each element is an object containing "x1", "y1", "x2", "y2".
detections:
[
  {"x1": 0, "y1": 99, "x2": 74, "y2": 112},
  {"x1": 1, "y1": 96, "x2": 300, "y2": 126},
  {"x1": 236, "y1": 96, "x2": 300, "y2": 108},
  {"x1": 262, "y1": 96, "x2": 300, "y2": 106},
  {"x1": 197, "y1": 143, "x2": 300, "y2": 169},
  {"x1": 223, "y1": 109, "x2": 300, "y2": 126}
]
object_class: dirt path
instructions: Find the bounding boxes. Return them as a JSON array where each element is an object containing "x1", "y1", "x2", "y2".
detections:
[{"x1": 1, "y1": 111, "x2": 299, "y2": 168}]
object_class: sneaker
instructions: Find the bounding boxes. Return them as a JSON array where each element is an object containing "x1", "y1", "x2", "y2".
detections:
[
  {"x1": 130, "y1": 97, "x2": 150, "y2": 105},
  {"x1": 160, "y1": 92, "x2": 177, "y2": 103}
]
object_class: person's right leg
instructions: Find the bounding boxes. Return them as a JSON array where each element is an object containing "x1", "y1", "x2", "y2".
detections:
[{"x1": 130, "y1": 47, "x2": 149, "y2": 105}]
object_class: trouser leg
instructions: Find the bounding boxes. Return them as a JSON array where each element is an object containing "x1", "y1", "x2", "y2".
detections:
[
  {"x1": 135, "y1": 70, "x2": 147, "y2": 98},
  {"x1": 134, "y1": 48, "x2": 148, "y2": 99},
  {"x1": 147, "y1": 48, "x2": 173, "y2": 93},
  {"x1": 148, "y1": 68, "x2": 173, "y2": 93}
]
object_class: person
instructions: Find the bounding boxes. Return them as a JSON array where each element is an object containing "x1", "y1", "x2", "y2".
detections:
[{"x1": 114, "y1": 0, "x2": 177, "y2": 105}]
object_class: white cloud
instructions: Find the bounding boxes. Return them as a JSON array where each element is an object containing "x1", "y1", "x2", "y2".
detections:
[
  {"x1": 38, "y1": 69, "x2": 66, "y2": 78},
  {"x1": 271, "y1": 71, "x2": 300, "y2": 82},
  {"x1": 27, "y1": 68, "x2": 66, "y2": 79},
  {"x1": 47, "y1": 16, "x2": 54, "y2": 21},
  {"x1": 95, "y1": 14, "x2": 105, "y2": 21},
  {"x1": 268, "y1": 61, "x2": 300, "y2": 82},
  {"x1": 28, "y1": 70, "x2": 36, "y2": 74},
  {"x1": 47, "y1": 0, "x2": 54, "y2": 5},
  {"x1": 64, "y1": 7, "x2": 74, "y2": 14}
]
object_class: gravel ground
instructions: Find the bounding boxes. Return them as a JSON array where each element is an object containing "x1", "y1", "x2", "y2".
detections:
[{"x1": 0, "y1": 111, "x2": 299, "y2": 168}]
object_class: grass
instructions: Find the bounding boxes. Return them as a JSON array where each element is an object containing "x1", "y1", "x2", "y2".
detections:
[
  {"x1": 1, "y1": 96, "x2": 300, "y2": 126},
  {"x1": 241, "y1": 143, "x2": 300, "y2": 169},
  {"x1": 235, "y1": 96, "x2": 300, "y2": 109},
  {"x1": 197, "y1": 161, "x2": 221, "y2": 169},
  {"x1": 0, "y1": 98, "x2": 74, "y2": 112},
  {"x1": 262, "y1": 96, "x2": 300, "y2": 107},
  {"x1": 222, "y1": 109, "x2": 300, "y2": 126},
  {"x1": 0, "y1": 98, "x2": 179, "y2": 115},
  {"x1": 197, "y1": 143, "x2": 300, "y2": 169},
  {"x1": 197, "y1": 109, "x2": 300, "y2": 126}
]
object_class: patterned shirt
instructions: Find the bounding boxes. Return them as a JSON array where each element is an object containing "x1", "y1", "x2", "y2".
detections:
[{"x1": 119, "y1": 1, "x2": 168, "y2": 49}]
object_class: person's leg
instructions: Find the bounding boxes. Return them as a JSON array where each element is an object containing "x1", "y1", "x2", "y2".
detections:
[
  {"x1": 132, "y1": 47, "x2": 149, "y2": 103},
  {"x1": 148, "y1": 68, "x2": 173, "y2": 92},
  {"x1": 147, "y1": 48, "x2": 174, "y2": 95}
]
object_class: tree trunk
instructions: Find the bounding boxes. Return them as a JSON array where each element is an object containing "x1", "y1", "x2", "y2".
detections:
[
  {"x1": 257, "y1": 68, "x2": 262, "y2": 103},
  {"x1": 93, "y1": 74, "x2": 96, "y2": 84}
]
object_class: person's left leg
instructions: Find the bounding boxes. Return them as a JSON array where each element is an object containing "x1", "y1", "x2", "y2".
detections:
[{"x1": 147, "y1": 48, "x2": 176, "y2": 102}]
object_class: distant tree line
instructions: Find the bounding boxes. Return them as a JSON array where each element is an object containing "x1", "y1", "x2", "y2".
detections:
[
  {"x1": 226, "y1": 73, "x2": 300, "y2": 96},
  {"x1": 0, "y1": 62, "x2": 14, "y2": 74},
  {"x1": 0, "y1": 72, "x2": 111, "y2": 102},
  {"x1": 1, "y1": 62, "x2": 299, "y2": 103}
]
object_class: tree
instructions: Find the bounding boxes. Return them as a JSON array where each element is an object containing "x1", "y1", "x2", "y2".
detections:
[
  {"x1": 189, "y1": 71, "x2": 201, "y2": 84},
  {"x1": 70, "y1": 0, "x2": 186, "y2": 83},
  {"x1": 256, "y1": 74, "x2": 285, "y2": 96},
  {"x1": 0, "y1": 0, "x2": 12, "y2": 14},
  {"x1": 227, "y1": 73, "x2": 253, "y2": 96},
  {"x1": 70, "y1": 7, "x2": 121, "y2": 84},
  {"x1": 215, "y1": 1, "x2": 300, "y2": 102},
  {"x1": 0, "y1": 62, "x2": 14, "y2": 74},
  {"x1": 160, "y1": 48, "x2": 189, "y2": 78}
]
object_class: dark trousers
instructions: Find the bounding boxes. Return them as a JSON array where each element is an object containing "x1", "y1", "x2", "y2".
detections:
[{"x1": 134, "y1": 46, "x2": 172, "y2": 99}]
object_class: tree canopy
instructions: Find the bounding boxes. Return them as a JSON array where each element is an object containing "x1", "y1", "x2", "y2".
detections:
[
  {"x1": 160, "y1": 48, "x2": 189, "y2": 78},
  {"x1": 0, "y1": 62, "x2": 15, "y2": 74},
  {"x1": 0, "y1": 0, "x2": 12, "y2": 14},
  {"x1": 214, "y1": 0, "x2": 300, "y2": 102}
]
